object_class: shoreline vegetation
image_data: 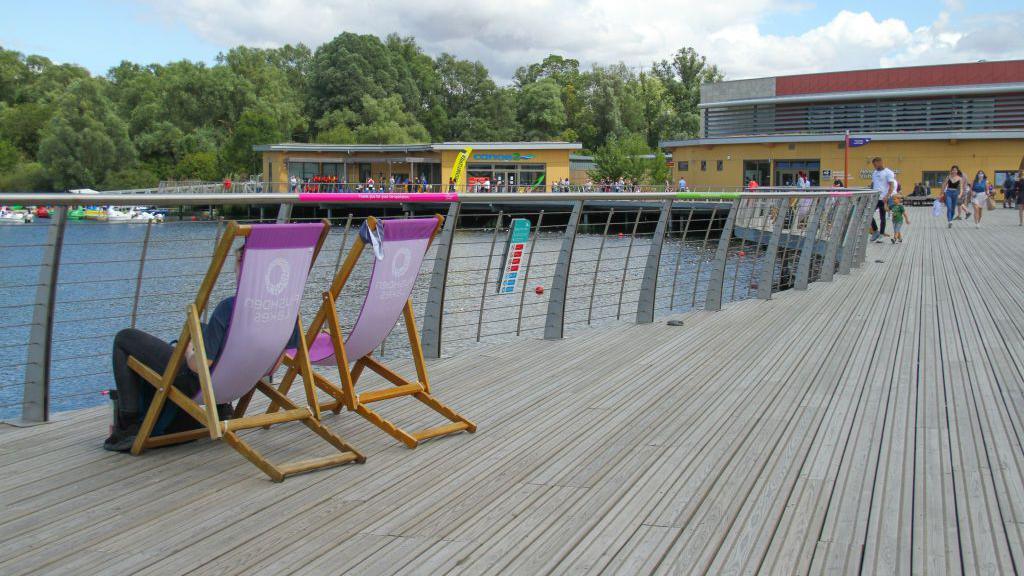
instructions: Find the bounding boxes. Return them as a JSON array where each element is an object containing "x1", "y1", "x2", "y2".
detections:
[{"x1": 0, "y1": 35, "x2": 721, "y2": 193}]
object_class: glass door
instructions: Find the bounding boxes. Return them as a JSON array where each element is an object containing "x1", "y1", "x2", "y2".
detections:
[{"x1": 743, "y1": 160, "x2": 770, "y2": 187}]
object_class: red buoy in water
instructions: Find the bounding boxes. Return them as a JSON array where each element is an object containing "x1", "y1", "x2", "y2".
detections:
[
  {"x1": 535, "y1": 286, "x2": 544, "y2": 295},
  {"x1": 191, "y1": 215, "x2": 197, "y2": 221},
  {"x1": 738, "y1": 250, "x2": 746, "y2": 257},
  {"x1": 617, "y1": 232, "x2": 624, "y2": 239}
]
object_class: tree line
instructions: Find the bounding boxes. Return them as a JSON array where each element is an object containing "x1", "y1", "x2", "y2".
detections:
[{"x1": 0, "y1": 33, "x2": 722, "y2": 191}]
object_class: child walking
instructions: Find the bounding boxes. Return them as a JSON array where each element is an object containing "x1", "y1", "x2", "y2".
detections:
[{"x1": 890, "y1": 195, "x2": 909, "y2": 243}]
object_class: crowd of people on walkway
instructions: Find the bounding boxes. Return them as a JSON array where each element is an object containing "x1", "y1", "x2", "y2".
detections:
[
  {"x1": 937, "y1": 165, "x2": 1024, "y2": 229},
  {"x1": 869, "y1": 157, "x2": 1024, "y2": 244}
]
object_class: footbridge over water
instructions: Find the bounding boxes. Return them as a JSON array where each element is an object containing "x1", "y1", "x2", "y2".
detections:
[{"x1": 1, "y1": 190, "x2": 1021, "y2": 574}]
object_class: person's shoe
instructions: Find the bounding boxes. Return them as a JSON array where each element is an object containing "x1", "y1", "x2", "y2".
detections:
[
  {"x1": 890, "y1": 237, "x2": 896, "y2": 244},
  {"x1": 103, "y1": 423, "x2": 140, "y2": 452},
  {"x1": 975, "y1": 223, "x2": 980, "y2": 229},
  {"x1": 948, "y1": 222, "x2": 953, "y2": 229}
]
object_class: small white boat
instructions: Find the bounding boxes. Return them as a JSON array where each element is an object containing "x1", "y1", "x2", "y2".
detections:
[
  {"x1": 130, "y1": 209, "x2": 164, "y2": 222},
  {"x1": 0, "y1": 208, "x2": 27, "y2": 223},
  {"x1": 105, "y1": 207, "x2": 132, "y2": 222},
  {"x1": 103, "y1": 207, "x2": 166, "y2": 223}
]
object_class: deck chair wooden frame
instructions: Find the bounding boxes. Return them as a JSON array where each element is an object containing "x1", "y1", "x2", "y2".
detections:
[
  {"x1": 268, "y1": 215, "x2": 476, "y2": 448},
  {"x1": 128, "y1": 220, "x2": 365, "y2": 482}
]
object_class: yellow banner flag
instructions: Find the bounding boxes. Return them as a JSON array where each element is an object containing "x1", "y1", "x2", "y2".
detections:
[{"x1": 450, "y1": 147, "x2": 472, "y2": 186}]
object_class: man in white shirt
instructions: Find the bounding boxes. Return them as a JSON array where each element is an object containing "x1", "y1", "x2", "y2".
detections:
[
  {"x1": 870, "y1": 157, "x2": 896, "y2": 242},
  {"x1": 678, "y1": 177, "x2": 687, "y2": 191}
]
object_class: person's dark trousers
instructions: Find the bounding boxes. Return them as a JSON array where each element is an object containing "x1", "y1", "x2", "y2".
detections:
[
  {"x1": 875, "y1": 200, "x2": 887, "y2": 236},
  {"x1": 112, "y1": 328, "x2": 200, "y2": 428}
]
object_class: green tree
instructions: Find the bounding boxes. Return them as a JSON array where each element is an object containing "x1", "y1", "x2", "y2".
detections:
[
  {"x1": 436, "y1": 53, "x2": 500, "y2": 140},
  {"x1": 17, "y1": 55, "x2": 90, "y2": 104},
  {"x1": 0, "y1": 102, "x2": 51, "y2": 158},
  {"x1": 463, "y1": 87, "x2": 521, "y2": 141},
  {"x1": 176, "y1": 151, "x2": 220, "y2": 180},
  {"x1": 517, "y1": 78, "x2": 566, "y2": 140},
  {"x1": 637, "y1": 72, "x2": 673, "y2": 148},
  {"x1": 0, "y1": 161, "x2": 50, "y2": 192},
  {"x1": 103, "y1": 167, "x2": 158, "y2": 190},
  {"x1": 514, "y1": 54, "x2": 580, "y2": 88},
  {"x1": 0, "y1": 48, "x2": 29, "y2": 104},
  {"x1": 37, "y1": 78, "x2": 136, "y2": 189},
  {"x1": 352, "y1": 95, "x2": 430, "y2": 144},
  {"x1": 0, "y1": 139, "x2": 19, "y2": 171},
  {"x1": 652, "y1": 47, "x2": 723, "y2": 138},
  {"x1": 222, "y1": 101, "x2": 298, "y2": 174},
  {"x1": 590, "y1": 134, "x2": 667, "y2": 183},
  {"x1": 314, "y1": 109, "x2": 358, "y2": 143}
]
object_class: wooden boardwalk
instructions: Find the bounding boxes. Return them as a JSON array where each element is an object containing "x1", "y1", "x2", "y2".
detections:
[{"x1": 2, "y1": 207, "x2": 1023, "y2": 575}]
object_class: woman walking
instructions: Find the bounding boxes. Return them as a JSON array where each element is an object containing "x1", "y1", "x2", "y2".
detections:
[
  {"x1": 970, "y1": 170, "x2": 990, "y2": 228},
  {"x1": 943, "y1": 165, "x2": 965, "y2": 228},
  {"x1": 1016, "y1": 170, "x2": 1024, "y2": 226}
]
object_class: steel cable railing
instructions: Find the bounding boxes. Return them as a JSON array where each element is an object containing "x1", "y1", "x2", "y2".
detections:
[{"x1": 0, "y1": 189, "x2": 873, "y2": 421}]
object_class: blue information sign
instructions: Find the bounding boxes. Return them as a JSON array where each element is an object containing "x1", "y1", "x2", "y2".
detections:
[{"x1": 497, "y1": 218, "x2": 531, "y2": 294}]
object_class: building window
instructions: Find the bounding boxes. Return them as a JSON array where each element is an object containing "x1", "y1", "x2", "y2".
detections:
[
  {"x1": 321, "y1": 163, "x2": 343, "y2": 178},
  {"x1": 716, "y1": 160, "x2": 724, "y2": 171},
  {"x1": 677, "y1": 161, "x2": 689, "y2": 171},
  {"x1": 466, "y1": 162, "x2": 547, "y2": 191},
  {"x1": 700, "y1": 160, "x2": 707, "y2": 171},
  {"x1": 921, "y1": 171, "x2": 950, "y2": 190},
  {"x1": 743, "y1": 160, "x2": 770, "y2": 187},
  {"x1": 288, "y1": 161, "x2": 320, "y2": 180},
  {"x1": 995, "y1": 170, "x2": 1018, "y2": 189}
]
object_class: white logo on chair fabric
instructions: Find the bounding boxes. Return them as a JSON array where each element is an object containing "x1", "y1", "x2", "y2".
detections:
[
  {"x1": 391, "y1": 248, "x2": 411, "y2": 278},
  {"x1": 265, "y1": 258, "x2": 291, "y2": 295}
]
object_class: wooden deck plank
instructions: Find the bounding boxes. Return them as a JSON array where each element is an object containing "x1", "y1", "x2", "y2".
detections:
[{"x1": 1, "y1": 207, "x2": 1023, "y2": 575}]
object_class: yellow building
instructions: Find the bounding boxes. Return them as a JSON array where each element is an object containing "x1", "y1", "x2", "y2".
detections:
[
  {"x1": 662, "y1": 60, "x2": 1024, "y2": 194},
  {"x1": 253, "y1": 142, "x2": 581, "y2": 192}
]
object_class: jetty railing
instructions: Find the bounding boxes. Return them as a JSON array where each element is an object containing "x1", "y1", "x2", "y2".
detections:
[{"x1": 0, "y1": 189, "x2": 875, "y2": 424}]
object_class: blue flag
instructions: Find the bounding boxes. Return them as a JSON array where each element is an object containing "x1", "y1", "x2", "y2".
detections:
[{"x1": 849, "y1": 137, "x2": 872, "y2": 147}]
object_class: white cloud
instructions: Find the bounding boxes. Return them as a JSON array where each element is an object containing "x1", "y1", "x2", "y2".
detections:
[{"x1": 138, "y1": 1, "x2": 1024, "y2": 81}]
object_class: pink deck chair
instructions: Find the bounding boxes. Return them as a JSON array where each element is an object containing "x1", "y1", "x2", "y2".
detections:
[
  {"x1": 127, "y1": 221, "x2": 364, "y2": 481},
  {"x1": 268, "y1": 215, "x2": 476, "y2": 448}
]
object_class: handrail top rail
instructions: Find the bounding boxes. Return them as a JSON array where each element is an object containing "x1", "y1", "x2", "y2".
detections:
[{"x1": 0, "y1": 189, "x2": 873, "y2": 206}]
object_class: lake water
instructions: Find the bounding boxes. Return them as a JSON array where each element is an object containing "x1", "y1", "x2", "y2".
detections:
[{"x1": 0, "y1": 216, "x2": 766, "y2": 418}]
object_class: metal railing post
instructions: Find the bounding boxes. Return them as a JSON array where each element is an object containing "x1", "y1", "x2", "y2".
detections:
[
  {"x1": 333, "y1": 214, "x2": 354, "y2": 275},
  {"x1": 636, "y1": 199, "x2": 672, "y2": 324},
  {"x1": 705, "y1": 198, "x2": 740, "y2": 312},
  {"x1": 129, "y1": 220, "x2": 153, "y2": 328},
  {"x1": 276, "y1": 203, "x2": 293, "y2": 223},
  {"x1": 854, "y1": 196, "x2": 873, "y2": 267},
  {"x1": 794, "y1": 198, "x2": 826, "y2": 290},
  {"x1": 757, "y1": 198, "x2": 787, "y2": 299},
  {"x1": 544, "y1": 200, "x2": 584, "y2": 339},
  {"x1": 18, "y1": 206, "x2": 67, "y2": 424},
  {"x1": 421, "y1": 202, "x2": 461, "y2": 359},
  {"x1": 819, "y1": 197, "x2": 849, "y2": 282},
  {"x1": 838, "y1": 197, "x2": 864, "y2": 275}
]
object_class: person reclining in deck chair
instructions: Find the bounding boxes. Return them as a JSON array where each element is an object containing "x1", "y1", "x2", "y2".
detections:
[{"x1": 105, "y1": 244, "x2": 299, "y2": 452}]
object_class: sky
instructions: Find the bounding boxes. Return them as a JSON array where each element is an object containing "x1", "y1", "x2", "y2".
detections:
[{"x1": 2, "y1": 0, "x2": 1023, "y2": 83}]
